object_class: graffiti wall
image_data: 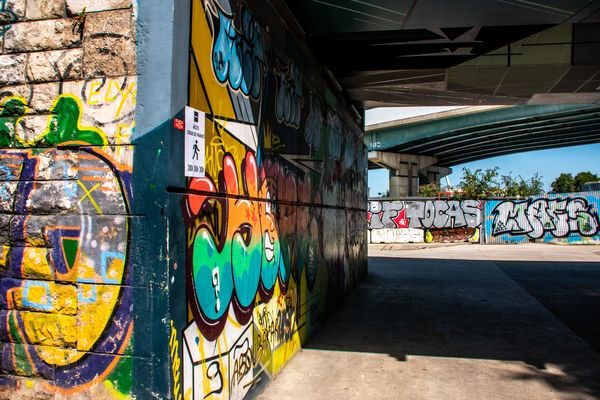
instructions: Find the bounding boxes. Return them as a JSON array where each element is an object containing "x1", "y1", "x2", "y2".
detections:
[
  {"x1": 368, "y1": 200, "x2": 482, "y2": 243},
  {"x1": 484, "y1": 193, "x2": 600, "y2": 244},
  {"x1": 368, "y1": 195, "x2": 600, "y2": 245},
  {"x1": 169, "y1": 1, "x2": 368, "y2": 399},
  {"x1": 0, "y1": 4, "x2": 137, "y2": 399}
]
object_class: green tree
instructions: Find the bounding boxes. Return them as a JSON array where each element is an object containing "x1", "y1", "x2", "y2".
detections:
[
  {"x1": 419, "y1": 182, "x2": 442, "y2": 197},
  {"x1": 500, "y1": 174, "x2": 519, "y2": 197},
  {"x1": 574, "y1": 171, "x2": 599, "y2": 192},
  {"x1": 550, "y1": 173, "x2": 575, "y2": 193},
  {"x1": 525, "y1": 173, "x2": 544, "y2": 196},
  {"x1": 500, "y1": 172, "x2": 543, "y2": 197},
  {"x1": 459, "y1": 167, "x2": 502, "y2": 199}
]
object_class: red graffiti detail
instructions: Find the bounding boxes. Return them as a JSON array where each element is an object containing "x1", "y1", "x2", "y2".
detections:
[
  {"x1": 392, "y1": 209, "x2": 409, "y2": 228},
  {"x1": 188, "y1": 177, "x2": 217, "y2": 216}
]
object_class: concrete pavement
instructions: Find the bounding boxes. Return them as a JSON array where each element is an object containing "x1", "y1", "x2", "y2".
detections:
[{"x1": 258, "y1": 244, "x2": 600, "y2": 400}]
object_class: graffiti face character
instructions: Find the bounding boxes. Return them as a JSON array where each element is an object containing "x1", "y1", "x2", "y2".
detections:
[{"x1": 259, "y1": 181, "x2": 281, "y2": 296}]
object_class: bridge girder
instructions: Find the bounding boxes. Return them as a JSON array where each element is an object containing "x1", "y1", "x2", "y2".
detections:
[{"x1": 365, "y1": 105, "x2": 600, "y2": 167}]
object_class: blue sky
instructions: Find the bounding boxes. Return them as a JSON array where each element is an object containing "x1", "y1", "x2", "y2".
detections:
[{"x1": 365, "y1": 108, "x2": 600, "y2": 197}]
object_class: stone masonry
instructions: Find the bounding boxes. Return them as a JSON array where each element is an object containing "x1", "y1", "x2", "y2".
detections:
[{"x1": 0, "y1": 0, "x2": 137, "y2": 398}]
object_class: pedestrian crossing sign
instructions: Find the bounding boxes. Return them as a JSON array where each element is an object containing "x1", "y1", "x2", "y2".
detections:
[{"x1": 184, "y1": 106, "x2": 205, "y2": 178}]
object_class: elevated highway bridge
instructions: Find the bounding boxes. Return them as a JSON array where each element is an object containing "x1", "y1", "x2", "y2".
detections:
[
  {"x1": 365, "y1": 104, "x2": 600, "y2": 195},
  {"x1": 284, "y1": 0, "x2": 600, "y2": 196}
]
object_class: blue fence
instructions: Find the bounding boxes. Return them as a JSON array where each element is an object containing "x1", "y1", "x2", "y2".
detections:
[{"x1": 483, "y1": 192, "x2": 600, "y2": 244}]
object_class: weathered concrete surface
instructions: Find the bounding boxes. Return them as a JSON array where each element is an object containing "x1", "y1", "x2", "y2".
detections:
[{"x1": 259, "y1": 244, "x2": 600, "y2": 400}]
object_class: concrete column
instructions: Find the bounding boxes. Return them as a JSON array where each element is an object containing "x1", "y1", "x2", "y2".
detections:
[
  {"x1": 390, "y1": 170, "x2": 407, "y2": 197},
  {"x1": 419, "y1": 165, "x2": 453, "y2": 186},
  {"x1": 389, "y1": 163, "x2": 419, "y2": 197},
  {"x1": 370, "y1": 151, "x2": 431, "y2": 196}
]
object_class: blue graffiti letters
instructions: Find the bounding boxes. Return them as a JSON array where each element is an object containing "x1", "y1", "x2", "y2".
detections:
[
  {"x1": 211, "y1": 5, "x2": 264, "y2": 99},
  {"x1": 275, "y1": 60, "x2": 304, "y2": 129}
]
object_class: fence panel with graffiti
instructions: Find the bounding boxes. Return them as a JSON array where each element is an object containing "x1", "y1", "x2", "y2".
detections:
[
  {"x1": 484, "y1": 192, "x2": 600, "y2": 244},
  {"x1": 368, "y1": 199, "x2": 483, "y2": 243}
]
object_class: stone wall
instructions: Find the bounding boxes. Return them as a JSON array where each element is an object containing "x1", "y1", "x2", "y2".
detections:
[{"x1": 0, "y1": 1, "x2": 137, "y2": 398}]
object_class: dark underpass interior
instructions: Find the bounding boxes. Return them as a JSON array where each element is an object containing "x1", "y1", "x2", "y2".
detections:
[{"x1": 301, "y1": 254, "x2": 600, "y2": 399}]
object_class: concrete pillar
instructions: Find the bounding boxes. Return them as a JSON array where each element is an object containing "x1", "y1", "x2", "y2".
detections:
[
  {"x1": 369, "y1": 151, "x2": 451, "y2": 196},
  {"x1": 389, "y1": 163, "x2": 419, "y2": 197},
  {"x1": 419, "y1": 165, "x2": 453, "y2": 186}
]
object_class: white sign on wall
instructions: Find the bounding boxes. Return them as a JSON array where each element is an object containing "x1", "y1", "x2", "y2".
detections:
[{"x1": 184, "y1": 106, "x2": 205, "y2": 178}]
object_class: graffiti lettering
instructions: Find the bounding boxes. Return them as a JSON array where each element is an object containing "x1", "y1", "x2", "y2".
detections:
[
  {"x1": 170, "y1": 321, "x2": 183, "y2": 400},
  {"x1": 368, "y1": 201, "x2": 404, "y2": 229},
  {"x1": 368, "y1": 200, "x2": 483, "y2": 244},
  {"x1": 208, "y1": 2, "x2": 264, "y2": 99},
  {"x1": 184, "y1": 152, "x2": 287, "y2": 339},
  {"x1": 254, "y1": 293, "x2": 296, "y2": 351},
  {"x1": 185, "y1": 1, "x2": 368, "y2": 398},
  {"x1": 204, "y1": 361, "x2": 224, "y2": 398},
  {"x1": 231, "y1": 338, "x2": 252, "y2": 386},
  {"x1": 327, "y1": 112, "x2": 342, "y2": 160},
  {"x1": 368, "y1": 200, "x2": 482, "y2": 230},
  {"x1": 370, "y1": 228, "x2": 424, "y2": 244},
  {"x1": 406, "y1": 200, "x2": 482, "y2": 229},
  {"x1": 491, "y1": 197, "x2": 599, "y2": 239},
  {"x1": 274, "y1": 60, "x2": 304, "y2": 129},
  {"x1": 425, "y1": 227, "x2": 479, "y2": 243},
  {"x1": 0, "y1": 88, "x2": 133, "y2": 395},
  {"x1": 304, "y1": 95, "x2": 322, "y2": 150}
]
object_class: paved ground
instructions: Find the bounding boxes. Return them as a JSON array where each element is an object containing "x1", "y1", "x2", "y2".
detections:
[{"x1": 258, "y1": 244, "x2": 600, "y2": 400}]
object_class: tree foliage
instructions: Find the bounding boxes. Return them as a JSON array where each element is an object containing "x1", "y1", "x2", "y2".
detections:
[
  {"x1": 419, "y1": 182, "x2": 442, "y2": 197},
  {"x1": 550, "y1": 173, "x2": 575, "y2": 193},
  {"x1": 458, "y1": 167, "x2": 502, "y2": 199},
  {"x1": 550, "y1": 171, "x2": 599, "y2": 193},
  {"x1": 500, "y1": 172, "x2": 544, "y2": 197},
  {"x1": 574, "y1": 171, "x2": 599, "y2": 192},
  {"x1": 458, "y1": 167, "x2": 543, "y2": 199}
]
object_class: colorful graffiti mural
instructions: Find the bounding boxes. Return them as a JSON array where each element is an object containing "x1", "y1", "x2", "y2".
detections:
[
  {"x1": 176, "y1": 0, "x2": 367, "y2": 398},
  {"x1": 0, "y1": 0, "x2": 16, "y2": 38},
  {"x1": 368, "y1": 200, "x2": 482, "y2": 243},
  {"x1": 485, "y1": 193, "x2": 600, "y2": 244},
  {"x1": 0, "y1": 78, "x2": 135, "y2": 397},
  {"x1": 369, "y1": 195, "x2": 600, "y2": 245}
]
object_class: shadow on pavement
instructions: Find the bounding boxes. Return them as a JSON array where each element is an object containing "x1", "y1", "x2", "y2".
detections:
[{"x1": 304, "y1": 256, "x2": 600, "y2": 399}]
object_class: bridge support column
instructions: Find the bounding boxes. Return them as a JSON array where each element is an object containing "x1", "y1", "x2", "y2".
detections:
[
  {"x1": 369, "y1": 151, "x2": 452, "y2": 197},
  {"x1": 389, "y1": 162, "x2": 418, "y2": 197},
  {"x1": 419, "y1": 165, "x2": 453, "y2": 186}
]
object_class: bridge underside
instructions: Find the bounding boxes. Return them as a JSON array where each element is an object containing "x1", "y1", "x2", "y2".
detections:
[
  {"x1": 366, "y1": 104, "x2": 600, "y2": 167},
  {"x1": 282, "y1": 1, "x2": 600, "y2": 195},
  {"x1": 284, "y1": 0, "x2": 600, "y2": 107}
]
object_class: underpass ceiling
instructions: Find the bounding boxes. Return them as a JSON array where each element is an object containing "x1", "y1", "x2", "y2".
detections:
[{"x1": 284, "y1": 0, "x2": 600, "y2": 106}]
